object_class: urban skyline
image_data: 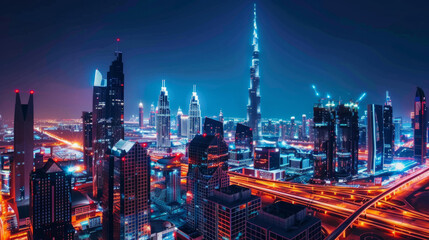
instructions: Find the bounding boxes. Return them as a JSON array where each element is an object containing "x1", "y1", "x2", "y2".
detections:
[{"x1": 2, "y1": 1, "x2": 429, "y2": 120}]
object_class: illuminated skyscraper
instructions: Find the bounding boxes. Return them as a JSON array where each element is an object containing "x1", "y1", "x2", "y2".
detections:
[
  {"x1": 188, "y1": 85, "x2": 201, "y2": 140},
  {"x1": 254, "y1": 147, "x2": 280, "y2": 171},
  {"x1": 13, "y1": 89, "x2": 34, "y2": 201},
  {"x1": 177, "y1": 107, "x2": 183, "y2": 137},
  {"x1": 393, "y1": 117, "x2": 402, "y2": 145},
  {"x1": 82, "y1": 111, "x2": 93, "y2": 176},
  {"x1": 301, "y1": 114, "x2": 307, "y2": 140},
  {"x1": 149, "y1": 103, "x2": 156, "y2": 127},
  {"x1": 92, "y1": 69, "x2": 107, "y2": 198},
  {"x1": 247, "y1": 4, "x2": 261, "y2": 140},
  {"x1": 102, "y1": 140, "x2": 150, "y2": 240},
  {"x1": 219, "y1": 109, "x2": 224, "y2": 123},
  {"x1": 383, "y1": 91, "x2": 394, "y2": 164},
  {"x1": 139, "y1": 102, "x2": 144, "y2": 129},
  {"x1": 414, "y1": 87, "x2": 427, "y2": 164},
  {"x1": 181, "y1": 115, "x2": 189, "y2": 138},
  {"x1": 290, "y1": 116, "x2": 296, "y2": 139},
  {"x1": 367, "y1": 104, "x2": 384, "y2": 174},
  {"x1": 235, "y1": 123, "x2": 253, "y2": 152},
  {"x1": 30, "y1": 159, "x2": 74, "y2": 240},
  {"x1": 156, "y1": 80, "x2": 171, "y2": 148},
  {"x1": 203, "y1": 117, "x2": 224, "y2": 141},
  {"x1": 312, "y1": 102, "x2": 336, "y2": 180}
]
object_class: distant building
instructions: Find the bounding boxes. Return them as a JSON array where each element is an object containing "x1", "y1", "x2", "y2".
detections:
[
  {"x1": 82, "y1": 111, "x2": 93, "y2": 176},
  {"x1": 246, "y1": 201, "x2": 322, "y2": 240},
  {"x1": 301, "y1": 114, "x2": 307, "y2": 140},
  {"x1": 219, "y1": 109, "x2": 224, "y2": 123},
  {"x1": 188, "y1": 85, "x2": 202, "y2": 140},
  {"x1": 393, "y1": 117, "x2": 402, "y2": 145},
  {"x1": 181, "y1": 115, "x2": 189, "y2": 138},
  {"x1": 254, "y1": 147, "x2": 280, "y2": 171},
  {"x1": 228, "y1": 148, "x2": 253, "y2": 168},
  {"x1": 156, "y1": 80, "x2": 171, "y2": 148},
  {"x1": 205, "y1": 185, "x2": 261, "y2": 240},
  {"x1": 177, "y1": 107, "x2": 183, "y2": 137},
  {"x1": 30, "y1": 159, "x2": 74, "y2": 240},
  {"x1": 235, "y1": 123, "x2": 253, "y2": 152},
  {"x1": 367, "y1": 104, "x2": 384, "y2": 174},
  {"x1": 383, "y1": 91, "x2": 394, "y2": 164},
  {"x1": 102, "y1": 140, "x2": 151, "y2": 240},
  {"x1": 149, "y1": 103, "x2": 156, "y2": 127},
  {"x1": 203, "y1": 117, "x2": 224, "y2": 140},
  {"x1": 139, "y1": 102, "x2": 144, "y2": 129},
  {"x1": 414, "y1": 87, "x2": 427, "y2": 164}
]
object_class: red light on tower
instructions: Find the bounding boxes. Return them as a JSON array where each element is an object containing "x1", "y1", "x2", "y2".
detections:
[
  {"x1": 116, "y1": 38, "x2": 120, "y2": 42},
  {"x1": 30, "y1": 90, "x2": 34, "y2": 94},
  {"x1": 203, "y1": 133, "x2": 207, "y2": 137},
  {"x1": 15, "y1": 89, "x2": 19, "y2": 93}
]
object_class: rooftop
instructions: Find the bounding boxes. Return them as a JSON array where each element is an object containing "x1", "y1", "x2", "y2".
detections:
[{"x1": 263, "y1": 201, "x2": 306, "y2": 219}]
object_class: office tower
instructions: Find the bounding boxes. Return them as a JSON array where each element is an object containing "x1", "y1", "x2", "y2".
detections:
[
  {"x1": 203, "y1": 117, "x2": 224, "y2": 140},
  {"x1": 156, "y1": 80, "x2": 171, "y2": 148},
  {"x1": 228, "y1": 148, "x2": 253, "y2": 168},
  {"x1": 219, "y1": 109, "x2": 224, "y2": 123},
  {"x1": 184, "y1": 134, "x2": 229, "y2": 235},
  {"x1": 246, "y1": 201, "x2": 321, "y2": 240},
  {"x1": 414, "y1": 87, "x2": 427, "y2": 164},
  {"x1": 149, "y1": 103, "x2": 156, "y2": 127},
  {"x1": 139, "y1": 102, "x2": 144, "y2": 129},
  {"x1": 367, "y1": 104, "x2": 384, "y2": 174},
  {"x1": 247, "y1": 4, "x2": 262, "y2": 140},
  {"x1": 301, "y1": 114, "x2": 307, "y2": 140},
  {"x1": 177, "y1": 107, "x2": 183, "y2": 137},
  {"x1": 82, "y1": 111, "x2": 93, "y2": 176},
  {"x1": 359, "y1": 111, "x2": 367, "y2": 149},
  {"x1": 235, "y1": 123, "x2": 253, "y2": 151},
  {"x1": 13, "y1": 89, "x2": 34, "y2": 201},
  {"x1": 188, "y1": 85, "x2": 202, "y2": 140},
  {"x1": 383, "y1": 91, "x2": 394, "y2": 164},
  {"x1": 254, "y1": 147, "x2": 280, "y2": 171},
  {"x1": 393, "y1": 117, "x2": 402, "y2": 145},
  {"x1": 205, "y1": 185, "x2": 261, "y2": 240},
  {"x1": 0, "y1": 152, "x2": 13, "y2": 197},
  {"x1": 102, "y1": 140, "x2": 150, "y2": 240},
  {"x1": 335, "y1": 103, "x2": 359, "y2": 177},
  {"x1": 181, "y1": 115, "x2": 190, "y2": 138},
  {"x1": 165, "y1": 165, "x2": 181, "y2": 204},
  {"x1": 411, "y1": 112, "x2": 415, "y2": 129},
  {"x1": 308, "y1": 118, "x2": 315, "y2": 142},
  {"x1": 30, "y1": 159, "x2": 74, "y2": 240},
  {"x1": 312, "y1": 102, "x2": 336, "y2": 179},
  {"x1": 290, "y1": 116, "x2": 296, "y2": 139}
]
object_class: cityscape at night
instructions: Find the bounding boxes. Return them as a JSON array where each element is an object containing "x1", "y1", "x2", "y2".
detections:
[{"x1": 2, "y1": 1, "x2": 429, "y2": 239}]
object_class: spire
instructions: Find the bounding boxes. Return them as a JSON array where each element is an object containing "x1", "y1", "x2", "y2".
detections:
[
  {"x1": 385, "y1": 91, "x2": 392, "y2": 106},
  {"x1": 193, "y1": 84, "x2": 196, "y2": 93},
  {"x1": 253, "y1": 3, "x2": 258, "y2": 49}
]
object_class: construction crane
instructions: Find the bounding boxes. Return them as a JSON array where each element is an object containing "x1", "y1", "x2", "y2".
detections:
[{"x1": 356, "y1": 92, "x2": 366, "y2": 104}]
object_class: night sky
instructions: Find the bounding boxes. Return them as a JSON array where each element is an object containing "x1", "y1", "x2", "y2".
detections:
[{"x1": 1, "y1": 0, "x2": 429, "y2": 121}]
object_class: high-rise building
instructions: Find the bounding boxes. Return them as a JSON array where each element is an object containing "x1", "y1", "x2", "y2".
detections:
[
  {"x1": 335, "y1": 103, "x2": 359, "y2": 177},
  {"x1": 219, "y1": 109, "x2": 224, "y2": 123},
  {"x1": 205, "y1": 185, "x2": 261, "y2": 240},
  {"x1": 13, "y1": 89, "x2": 34, "y2": 201},
  {"x1": 102, "y1": 140, "x2": 150, "y2": 240},
  {"x1": 247, "y1": 4, "x2": 261, "y2": 140},
  {"x1": 30, "y1": 159, "x2": 74, "y2": 240},
  {"x1": 290, "y1": 116, "x2": 296, "y2": 139},
  {"x1": 203, "y1": 117, "x2": 224, "y2": 140},
  {"x1": 181, "y1": 115, "x2": 189, "y2": 138},
  {"x1": 139, "y1": 102, "x2": 144, "y2": 129},
  {"x1": 149, "y1": 103, "x2": 156, "y2": 127},
  {"x1": 383, "y1": 91, "x2": 394, "y2": 164},
  {"x1": 188, "y1": 85, "x2": 201, "y2": 140},
  {"x1": 312, "y1": 102, "x2": 336, "y2": 180},
  {"x1": 156, "y1": 80, "x2": 171, "y2": 148},
  {"x1": 82, "y1": 111, "x2": 93, "y2": 176},
  {"x1": 235, "y1": 123, "x2": 253, "y2": 152},
  {"x1": 92, "y1": 69, "x2": 107, "y2": 198},
  {"x1": 177, "y1": 107, "x2": 183, "y2": 137},
  {"x1": 301, "y1": 114, "x2": 307, "y2": 140},
  {"x1": 367, "y1": 104, "x2": 384, "y2": 174},
  {"x1": 393, "y1": 117, "x2": 402, "y2": 145},
  {"x1": 246, "y1": 201, "x2": 321, "y2": 240},
  {"x1": 183, "y1": 134, "x2": 229, "y2": 236},
  {"x1": 254, "y1": 147, "x2": 280, "y2": 171},
  {"x1": 414, "y1": 87, "x2": 427, "y2": 164}
]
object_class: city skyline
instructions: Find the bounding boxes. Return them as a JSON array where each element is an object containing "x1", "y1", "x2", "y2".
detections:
[{"x1": 2, "y1": 1, "x2": 429, "y2": 120}]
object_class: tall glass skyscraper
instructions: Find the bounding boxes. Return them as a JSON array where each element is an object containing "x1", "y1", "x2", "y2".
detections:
[
  {"x1": 156, "y1": 80, "x2": 171, "y2": 148},
  {"x1": 383, "y1": 91, "x2": 394, "y2": 164},
  {"x1": 414, "y1": 87, "x2": 427, "y2": 164},
  {"x1": 247, "y1": 3, "x2": 261, "y2": 140},
  {"x1": 188, "y1": 85, "x2": 201, "y2": 140},
  {"x1": 367, "y1": 104, "x2": 384, "y2": 174},
  {"x1": 139, "y1": 102, "x2": 144, "y2": 129}
]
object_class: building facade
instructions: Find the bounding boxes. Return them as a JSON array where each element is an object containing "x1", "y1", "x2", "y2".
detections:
[
  {"x1": 156, "y1": 80, "x2": 171, "y2": 148},
  {"x1": 367, "y1": 104, "x2": 384, "y2": 174},
  {"x1": 188, "y1": 85, "x2": 202, "y2": 141},
  {"x1": 414, "y1": 87, "x2": 427, "y2": 164},
  {"x1": 82, "y1": 111, "x2": 93, "y2": 176}
]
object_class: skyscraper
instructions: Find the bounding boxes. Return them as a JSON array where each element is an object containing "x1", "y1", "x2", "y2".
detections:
[
  {"x1": 235, "y1": 123, "x2": 253, "y2": 152},
  {"x1": 181, "y1": 115, "x2": 189, "y2": 138},
  {"x1": 290, "y1": 116, "x2": 296, "y2": 139},
  {"x1": 156, "y1": 80, "x2": 171, "y2": 148},
  {"x1": 414, "y1": 87, "x2": 427, "y2": 164},
  {"x1": 13, "y1": 89, "x2": 34, "y2": 201},
  {"x1": 393, "y1": 117, "x2": 402, "y2": 145},
  {"x1": 254, "y1": 147, "x2": 280, "y2": 171},
  {"x1": 82, "y1": 111, "x2": 93, "y2": 176},
  {"x1": 30, "y1": 159, "x2": 74, "y2": 240},
  {"x1": 139, "y1": 102, "x2": 144, "y2": 129},
  {"x1": 203, "y1": 117, "x2": 224, "y2": 141},
  {"x1": 247, "y1": 4, "x2": 261, "y2": 140},
  {"x1": 312, "y1": 102, "x2": 336, "y2": 180},
  {"x1": 301, "y1": 114, "x2": 307, "y2": 140},
  {"x1": 102, "y1": 140, "x2": 151, "y2": 240},
  {"x1": 177, "y1": 107, "x2": 183, "y2": 137},
  {"x1": 92, "y1": 69, "x2": 107, "y2": 198},
  {"x1": 188, "y1": 85, "x2": 201, "y2": 140},
  {"x1": 219, "y1": 109, "x2": 224, "y2": 123},
  {"x1": 149, "y1": 103, "x2": 156, "y2": 127},
  {"x1": 367, "y1": 104, "x2": 384, "y2": 174},
  {"x1": 383, "y1": 91, "x2": 394, "y2": 164}
]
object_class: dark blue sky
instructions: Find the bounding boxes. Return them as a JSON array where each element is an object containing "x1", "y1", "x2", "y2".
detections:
[{"x1": 1, "y1": 0, "x2": 429, "y2": 121}]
